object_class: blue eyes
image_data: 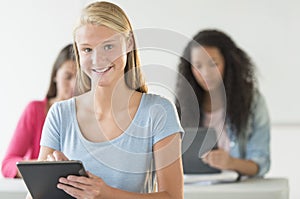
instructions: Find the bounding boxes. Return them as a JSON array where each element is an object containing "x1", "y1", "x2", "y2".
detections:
[
  {"x1": 84, "y1": 48, "x2": 92, "y2": 53},
  {"x1": 82, "y1": 44, "x2": 113, "y2": 54},
  {"x1": 103, "y1": 44, "x2": 113, "y2": 51}
]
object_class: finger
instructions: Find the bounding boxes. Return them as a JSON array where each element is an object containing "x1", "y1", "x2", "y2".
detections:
[
  {"x1": 200, "y1": 152, "x2": 209, "y2": 159},
  {"x1": 57, "y1": 183, "x2": 82, "y2": 198},
  {"x1": 47, "y1": 154, "x2": 55, "y2": 161},
  {"x1": 201, "y1": 155, "x2": 208, "y2": 164},
  {"x1": 209, "y1": 150, "x2": 217, "y2": 156},
  {"x1": 206, "y1": 153, "x2": 214, "y2": 165},
  {"x1": 59, "y1": 177, "x2": 90, "y2": 191},
  {"x1": 213, "y1": 149, "x2": 226, "y2": 156},
  {"x1": 53, "y1": 150, "x2": 69, "y2": 161},
  {"x1": 67, "y1": 175, "x2": 91, "y2": 185}
]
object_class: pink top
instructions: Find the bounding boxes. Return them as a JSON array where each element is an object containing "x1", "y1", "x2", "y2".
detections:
[
  {"x1": 1, "y1": 98, "x2": 48, "y2": 178},
  {"x1": 203, "y1": 108, "x2": 230, "y2": 152}
]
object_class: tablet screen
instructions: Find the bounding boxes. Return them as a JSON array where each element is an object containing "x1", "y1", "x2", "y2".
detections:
[{"x1": 17, "y1": 160, "x2": 87, "y2": 199}]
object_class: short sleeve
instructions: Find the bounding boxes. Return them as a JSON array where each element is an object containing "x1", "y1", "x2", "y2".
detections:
[
  {"x1": 151, "y1": 97, "x2": 184, "y2": 144},
  {"x1": 40, "y1": 102, "x2": 61, "y2": 151}
]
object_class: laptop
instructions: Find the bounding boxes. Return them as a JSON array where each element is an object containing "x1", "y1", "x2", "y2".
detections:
[{"x1": 182, "y1": 127, "x2": 239, "y2": 184}]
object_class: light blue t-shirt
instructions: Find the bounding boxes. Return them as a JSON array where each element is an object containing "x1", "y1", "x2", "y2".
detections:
[{"x1": 40, "y1": 93, "x2": 184, "y2": 193}]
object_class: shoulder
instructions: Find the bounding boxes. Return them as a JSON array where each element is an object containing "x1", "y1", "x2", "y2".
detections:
[
  {"x1": 43, "y1": 98, "x2": 76, "y2": 130},
  {"x1": 51, "y1": 98, "x2": 74, "y2": 109},
  {"x1": 140, "y1": 93, "x2": 179, "y2": 121},
  {"x1": 23, "y1": 98, "x2": 48, "y2": 114},
  {"x1": 141, "y1": 93, "x2": 177, "y2": 113},
  {"x1": 141, "y1": 94, "x2": 184, "y2": 143},
  {"x1": 249, "y1": 90, "x2": 270, "y2": 127},
  {"x1": 142, "y1": 93, "x2": 175, "y2": 107},
  {"x1": 48, "y1": 98, "x2": 75, "y2": 118},
  {"x1": 251, "y1": 90, "x2": 268, "y2": 111},
  {"x1": 26, "y1": 98, "x2": 47, "y2": 108}
]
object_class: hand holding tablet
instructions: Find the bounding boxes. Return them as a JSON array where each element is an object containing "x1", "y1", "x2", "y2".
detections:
[{"x1": 17, "y1": 160, "x2": 88, "y2": 199}]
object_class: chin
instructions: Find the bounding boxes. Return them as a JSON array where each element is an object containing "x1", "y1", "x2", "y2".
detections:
[{"x1": 97, "y1": 81, "x2": 111, "y2": 88}]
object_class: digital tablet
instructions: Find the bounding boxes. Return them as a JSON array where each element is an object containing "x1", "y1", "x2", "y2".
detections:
[
  {"x1": 17, "y1": 160, "x2": 88, "y2": 199},
  {"x1": 182, "y1": 127, "x2": 221, "y2": 174}
]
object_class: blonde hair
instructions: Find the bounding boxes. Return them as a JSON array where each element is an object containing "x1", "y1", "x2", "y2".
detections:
[{"x1": 73, "y1": 1, "x2": 148, "y2": 94}]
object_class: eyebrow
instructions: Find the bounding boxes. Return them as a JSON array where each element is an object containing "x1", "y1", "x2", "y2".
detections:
[
  {"x1": 78, "y1": 39, "x2": 117, "y2": 46},
  {"x1": 64, "y1": 71, "x2": 75, "y2": 75},
  {"x1": 102, "y1": 39, "x2": 116, "y2": 44}
]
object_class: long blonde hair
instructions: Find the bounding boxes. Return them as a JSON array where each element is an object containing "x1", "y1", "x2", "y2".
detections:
[{"x1": 73, "y1": 1, "x2": 148, "y2": 94}]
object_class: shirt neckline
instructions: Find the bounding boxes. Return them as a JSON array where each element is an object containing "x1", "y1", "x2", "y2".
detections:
[{"x1": 71, "y1": 93, "x2": 145, "y2": 146}]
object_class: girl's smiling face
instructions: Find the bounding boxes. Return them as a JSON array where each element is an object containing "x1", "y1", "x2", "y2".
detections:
[{"x1": 75, "y1": 24, "x2": 132, "y2": 88}]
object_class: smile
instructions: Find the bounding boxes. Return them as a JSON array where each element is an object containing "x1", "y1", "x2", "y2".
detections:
[{"x1": 92, "y1": 66, "x2": 113, "y2": 74}]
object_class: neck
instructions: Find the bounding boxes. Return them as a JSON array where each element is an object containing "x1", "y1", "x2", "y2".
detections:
[{"x1": 91, "y1": 80, "x2": 134, "y2": 118}]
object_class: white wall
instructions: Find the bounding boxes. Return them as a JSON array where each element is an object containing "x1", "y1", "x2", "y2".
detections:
[
  {"x1": 0, "y1": 0, "x2": 299, "y2": 197},
  {"x1": 0, "y1": 0, "x2": 83, "y2": 172},
  {"x1": 266, "y1": 125, "x2": 300, "y2": 199}
]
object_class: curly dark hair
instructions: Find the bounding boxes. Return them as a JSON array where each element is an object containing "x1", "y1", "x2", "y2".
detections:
[{"x1": 175, "y1": 29, "x2": 257, "y2": 136}]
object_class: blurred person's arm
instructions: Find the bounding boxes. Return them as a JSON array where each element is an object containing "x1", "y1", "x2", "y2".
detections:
[
  {"x1": 243, "y1": 92, "x2": 270, "y2": 176},
  {"x1": 2, "y1": 102, "x2": 37, "y2": 178},
  {"x1": 203, "y1": 148, "x2": 259, "y2": 176},
  {"x1": 203, "y1": 92, "x2": 270, "y2": 176}
]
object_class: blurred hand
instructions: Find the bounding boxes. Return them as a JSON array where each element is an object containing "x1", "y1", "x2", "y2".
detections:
[
  {"x1": 202, "y1": 149, "x2": 233, "y2": 170},
  {"x1": 57, "y1": 171, "x2": 108, "y2": 199},
  {"x1": 47, "y1": 150, "x2": 69, "y2": 161}
]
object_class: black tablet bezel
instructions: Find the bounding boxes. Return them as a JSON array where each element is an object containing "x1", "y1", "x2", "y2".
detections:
[{"x1": 17, "y1": 160, "x2": 87, "y2": 199}]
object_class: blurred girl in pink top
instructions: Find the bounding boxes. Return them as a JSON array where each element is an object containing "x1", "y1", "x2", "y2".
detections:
[{"x1": 1, "y1": 44, "x2": 77, "y2": 178}]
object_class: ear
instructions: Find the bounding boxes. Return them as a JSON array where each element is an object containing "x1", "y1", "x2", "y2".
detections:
[{"x1": 126, "y1": 33, "x2": 134, "y2": 53}]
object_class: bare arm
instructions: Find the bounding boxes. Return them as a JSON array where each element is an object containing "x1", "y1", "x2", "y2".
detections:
[
  {"x1": 228, "y1": 157, "x2": 258, "y2": 176},
  {"x1": 153, "y1": 133, "x2": 184, "y2": 198},
  {"x1": 203, "y1": 149, "x2": 258, "y2": 176}
]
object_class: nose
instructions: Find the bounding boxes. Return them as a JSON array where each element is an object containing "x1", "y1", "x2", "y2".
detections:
[
  {"x1": 91, "y1": 46, "x2": 109, "y2": 67},
  {"x1": 197, "y1": 65, "x2": 211, "y2": 78}
]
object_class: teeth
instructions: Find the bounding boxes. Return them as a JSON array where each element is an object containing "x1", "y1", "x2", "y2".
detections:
[{"x1": 92, "y1": 67, "x2": 111, "y2": 73}]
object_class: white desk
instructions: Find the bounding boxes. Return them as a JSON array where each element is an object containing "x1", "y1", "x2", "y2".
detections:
[
  {"x1": 184, "y1": 178, "x2": 289, "y2": 199},
  {"x1": 0, "y1": 177, "x2": 288, "y2": 199},
  {"x1": 0, "y1": 178, "x2": 27, "y2": 199}
]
